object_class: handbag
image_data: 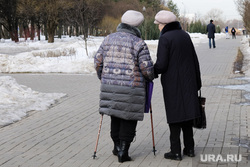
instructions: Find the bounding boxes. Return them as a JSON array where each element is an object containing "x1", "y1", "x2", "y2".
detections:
[{"x1": 193, "y1": 90, "x2": 206, "y2": 129}]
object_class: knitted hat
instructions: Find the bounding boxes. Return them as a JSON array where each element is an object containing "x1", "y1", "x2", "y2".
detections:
[
  {"x1": 154, "y1": 10, "x2": 177, "y2": 24},
  {"x1": 121, "y1": 10, "x2": 144, "y2": 27}
]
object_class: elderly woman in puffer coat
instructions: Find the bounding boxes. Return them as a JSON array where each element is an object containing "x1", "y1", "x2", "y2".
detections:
[{"x1": 94, "y1": 10, "x2": 154, "y2": 163}]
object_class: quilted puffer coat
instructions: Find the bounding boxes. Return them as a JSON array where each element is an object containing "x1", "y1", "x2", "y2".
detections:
[{"x1": 94, "y1": 23, "x2": 154, "y2": 121}]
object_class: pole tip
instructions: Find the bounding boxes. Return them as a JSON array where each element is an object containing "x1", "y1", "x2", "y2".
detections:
[
  {"x1": 153, "y1": 148, "x2": 157, "y2": 156},
  {"x1": 92, "y1": 152, "x2": 97, "y2": 159}
]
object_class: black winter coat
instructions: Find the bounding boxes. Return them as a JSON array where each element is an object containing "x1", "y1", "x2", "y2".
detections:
[
  {"x1": 206, "y1": 23, "x2": 215, "y2": 38},
  {"x1": 154, "y1": 21, "x2": 202, "y2": 124}
]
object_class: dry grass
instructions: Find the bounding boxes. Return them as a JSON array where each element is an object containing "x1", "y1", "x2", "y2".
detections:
[
  {"x1": 32, "y1": 48, "x2": 76, "y2": 57},
  {"x1": 233, "y1": 47, "x2": 244, "y2": 74}
]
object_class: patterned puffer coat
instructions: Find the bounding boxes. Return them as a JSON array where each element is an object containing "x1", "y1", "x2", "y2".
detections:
[{"x1": 94, "y1": 23, "x2": 154, "y2": 121}]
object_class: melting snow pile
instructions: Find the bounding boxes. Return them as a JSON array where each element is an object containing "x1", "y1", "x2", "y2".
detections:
[{"x1": 0, "y1": 76, "x2": 66, "y2": 126}]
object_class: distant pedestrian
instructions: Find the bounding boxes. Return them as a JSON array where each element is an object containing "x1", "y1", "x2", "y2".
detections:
[
  {"x1": 153, "y1": 10, "x2": 202, "y2": 161},
  {"x1": 231, "y1": 27, "x2": 236, "y2": 39},
  {"x1": 225, "y1": 26, "x2": 229, "y2": 39},
  {"x1": 94, "y1": 10, "x2": 154, "y2": 163},
  {"x1": 206, "y1": 20, "x2": 216, "y2": 48}
]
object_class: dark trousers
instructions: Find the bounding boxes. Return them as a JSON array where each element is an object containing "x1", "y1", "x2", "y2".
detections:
[
  {"x1": 209, "y1": 38, "x2": 215, "y2": 48},
  {"x1": 232, "y1": 34, "x2": 236, "y2": 39},
  {"x1": 169, "y1": 120, "x2": 194, "y2": 154},
  {"x1": 111, "y1": 116, "x2": 137, "y2": 143}
]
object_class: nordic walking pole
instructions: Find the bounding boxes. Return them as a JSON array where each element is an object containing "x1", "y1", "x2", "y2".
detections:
[
  {"x1": 93, "y1": 114, "x2": 104, "y2": 159},
  {"x1": 150, "y1": 103, "x2": 156, "y2": 156}
]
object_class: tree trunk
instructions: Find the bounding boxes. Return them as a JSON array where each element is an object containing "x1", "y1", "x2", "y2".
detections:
[
  {"x1": 30, "y1": 18, "x2": 35, "y2": 40},
  {"x1": 83, "y1": 23, "x2": 89, "y2": 57},
  {"x1": 48, "y1": 26, "x2": 55, "y2": 43},
  {"x1": 11, "y1": 19, "x2": 19, "y2": 42},
  {"x1": 19, "y1": 23, "x2": 23, "y2": 38},
  {"x1": 58, "y1": 20, "x2": 62, "y2": 39},
  {"x1": 64, "y1": 25, "x2": 68, "y2": 35},
  {"x1": 48, "y1": 32, "x2": 54, "y2": 43},
  {"x1": 23, "y1": 22, "x2": 30, "y2": 40},
  {"x1": 0, "y1": 25, "x2": 3, "y2": 39},
  {"x1": 84, "y1": 38, "x2": 88, "y2": 57},
  {"x1": 47, "y1": 20, "x2": 57, "y2": 43},
  {"x1": 11, "y1": 29, "x2": 19, "y2": 42},
  {"x1": 69, "y1": 26, "x2": 72, "y2": 37},
  {"x1": 75, "y1": 24, "x2": 79, "y2": 37},
  {"x1": 44, "y1": 22, "x2": 48, "y2": 40},
  {"x1": 37, "y1": 23, "x2": 41, "y2": 41},
  {"x1": 3, "y1": 27, "x2": 9, "y2": 39}
]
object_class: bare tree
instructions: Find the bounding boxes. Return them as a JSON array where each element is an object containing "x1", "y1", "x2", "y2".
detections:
[
  {"x1": 204, "y1": 8, "x2": 225, "y2": 31},
  {"x1": 43, "y1": 0, "x2": 73, "y2": 43},
  {"x1": 204, "y1": 8, "x2": 223, "y2": 22},
  {"x1": 0, "y1": 0, "x2": 165, "y2": 42},
  {"x1": 236, "y1": 0, "x2": 250, "y2": 32},
  {"x1": 243, "y1": 1, "x2": 250, "y2": 32},
  {"x1": 65, "y1": 0, "x2": 104, "y2": 56},
  {"x1": 236, "y1": 0, "x2": 246, "y2": 15},
  {"x1": 0, "y1": 0, "x2": 19, "y2": 42},
  {"x1": 18, "y1": 0, "x2": 38, "y2": 40}
]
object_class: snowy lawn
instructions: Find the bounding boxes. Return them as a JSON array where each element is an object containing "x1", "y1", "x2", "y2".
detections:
[{"x1": 0, "y1": 33, "x2": 226, "y2": 74}]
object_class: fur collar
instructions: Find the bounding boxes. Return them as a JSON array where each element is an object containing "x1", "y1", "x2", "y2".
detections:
[
  {"x1": 161, "y1": 21, "x2": 182, "y2": 36},
  {"x1": 116, "y1": 23, "x2": 141, "y2": 38}
]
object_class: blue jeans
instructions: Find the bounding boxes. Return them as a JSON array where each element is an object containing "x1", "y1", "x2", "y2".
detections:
[{"x1": 209, "y1": 38, "x2": 215, "y2": 48}]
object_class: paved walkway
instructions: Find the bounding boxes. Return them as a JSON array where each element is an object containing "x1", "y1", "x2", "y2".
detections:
[{"x1": 0, "y1": 36, "x2": 249, "y2": 167}]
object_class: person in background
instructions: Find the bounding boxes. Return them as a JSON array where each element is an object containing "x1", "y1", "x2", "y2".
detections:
[
  {"x1": 153, "y1": 10, "x2": 202, "y2": 161},
  {"x1": 94, "y1": 10, "x2": 154, "y2": 163},
  {"x1": 231, "y1": 27, "x2": 236, "y2": 39},
  {"x1": 206, "y1": 20, "x2": 216, "y2": 48},
  {"x1": 225, "y1": 26, "x2": 229, "y2": 39}
]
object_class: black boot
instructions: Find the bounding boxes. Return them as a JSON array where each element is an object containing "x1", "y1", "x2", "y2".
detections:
[
  {"x1": 164, "y1": 151, "x2": 182, "y2": 161},
  {"x1": 183, "y1": 148, "x2": 195, "y2": 157},
  {"x1": 118, "y1": 141, "x2": 132, "y2": 163},
  {"x1": 112, "y1": 141, "x2": 120, "y2": 156}
]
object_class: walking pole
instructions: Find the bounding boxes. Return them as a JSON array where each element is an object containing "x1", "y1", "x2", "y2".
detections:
[
  {"x1": 92, "y1": 114, "x2": 104, "y2": 159},
  {"x1": 150, "y1": 103, "x2": 156, "y2": 156}
]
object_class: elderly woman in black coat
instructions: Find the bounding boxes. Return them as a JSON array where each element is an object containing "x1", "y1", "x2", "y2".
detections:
[{"x1": 153, "y1": 10, "x2": 202, "y2": 161}]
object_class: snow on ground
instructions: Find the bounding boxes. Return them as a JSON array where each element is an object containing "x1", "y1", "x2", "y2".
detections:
[
  {"x1": 240, "y1": 36, "x2": 250, "y2": 76},
  {"x1": 0, "y1": 36, "x2": 104, "y2": 74},
  {"x1": 0, "y1": 33, "x2": 226, "y2": 74},
  {"x1": 0, "y1": 33, "x2": 249, "y2": 126},
  {"x1": 0, "y1": 76, "x2": 66, "y2": 126}
]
